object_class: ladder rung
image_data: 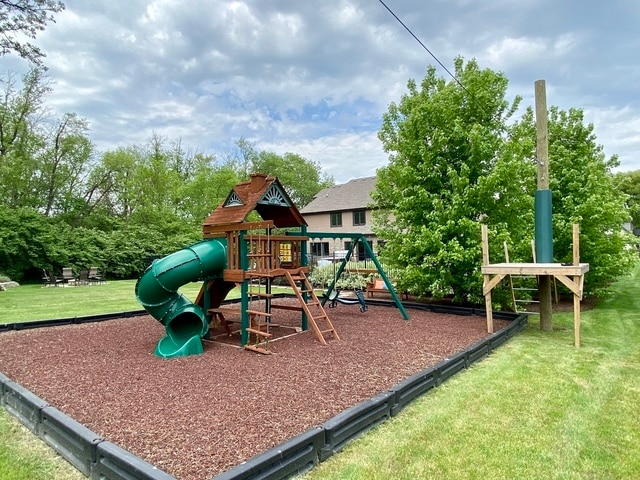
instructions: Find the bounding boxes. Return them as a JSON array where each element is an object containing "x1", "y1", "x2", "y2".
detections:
[
  {"x1": 515, "y1": 300, "x2": 539, "y2": 304},
  {"x1": 513, "y1": 287, "x2": 537, "y2": 291},
  {"x1": 246, "y1": 309, "x2": 272, "y2": 317},
  {"x1": 244, "y1": 345, "x2": 272, "y2": 355},
  {"x1": 245, "y1": 328, "x2": 272, "y2": 338},
  {"x1": 249, "y1": 292, "x2": 274, "y2": 298},
  {"x1": 320, "y1": 329, "x2": 335, "y2": 334},
  {"x1": 247, "y1": 253, "x2": 271, "y2": 257}
]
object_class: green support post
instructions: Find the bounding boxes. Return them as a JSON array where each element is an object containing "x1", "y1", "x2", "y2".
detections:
[
  {"x1": 300, "y1": 225, "x2": 308, "y2": 331},
  {"x1": 360, "y1": 237, "x2": 409, "y2": 320},
  {"x1": 306, "y1": 231, "x2": 409, "y2": 320},
  {"x1": 239, "y1": 230, "x2": 249, "y2": 346}
]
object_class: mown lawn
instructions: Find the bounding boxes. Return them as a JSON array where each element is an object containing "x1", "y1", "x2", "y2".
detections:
[
  {"x1": 0, "y1": 280, "x2": 207, "y2": 324},
  {"x1": 302, "y1": 262, "x2": 640, "y2": 480}
]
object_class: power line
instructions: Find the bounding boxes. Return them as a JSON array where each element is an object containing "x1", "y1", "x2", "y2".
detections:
[
  {"x1": 377, "y1": 0, "x2": 469, "y2": 94},
  {"x1": 377, "y1": 0, "x2": 499, "y2": 122}
]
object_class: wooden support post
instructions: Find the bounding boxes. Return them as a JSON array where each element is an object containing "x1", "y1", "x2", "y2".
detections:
[
  {"x1": 535, "y1": 79, "x2": 553, "y2": 331},
  {"x1": 573, "y1": 224, "x2": 581, "y2": 348},
  {"x1": 481, "y1": 225, "x2": 494, "y2": 333}
]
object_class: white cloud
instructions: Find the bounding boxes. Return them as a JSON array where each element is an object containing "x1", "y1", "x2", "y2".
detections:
[{"x1": 3, "y1": 0, "x2": 638, "y2": 184}]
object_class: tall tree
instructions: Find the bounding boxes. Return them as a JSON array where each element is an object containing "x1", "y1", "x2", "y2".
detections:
[
  {"x1": 0, "y1": 69, "x2": 49, "y2": 207},
  {"x1": 0, "y1": 0, "x2": 65, "y2": 68},
  {"x1": 235, "y1": 139, "x2": 334, "y2": 208},
  {"x1": 374, "y1": 56, "x2": 633, "y2": 302},
  {"x1": 616, "y1": 169, "x2": 640, "y2": 229},
  {"x1": 37, "y1": 112, "x2": 93, "y2": 217},
  {"x1": 0, "y1": 69, "x2": 94, "y2": 218},
  {"x1": 373, "y1": 57, "x2": 520, "y2": 303},
  {"x1": 507, "y1": 107, "x2": 634, "y2": 291}
]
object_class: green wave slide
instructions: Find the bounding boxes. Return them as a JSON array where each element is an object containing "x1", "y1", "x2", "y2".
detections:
[{"x1": 135, "y1": 238, "x2": 229, "y2": 359}]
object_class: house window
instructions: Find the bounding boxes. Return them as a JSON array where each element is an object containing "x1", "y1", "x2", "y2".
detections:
[
  {"x1": 310, "y1": 242, "x2": 329, "y2": 257},
  {"x1": 330, "y1": 212, "x2": 342, "y2": 227},
  {"x1": 352, "y1": 209, "x2": 366, "y2": 226}
]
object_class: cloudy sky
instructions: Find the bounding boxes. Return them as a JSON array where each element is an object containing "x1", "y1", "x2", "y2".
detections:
[{"x1": 3, "y1": 0, "x2": 639, "y2": 183}]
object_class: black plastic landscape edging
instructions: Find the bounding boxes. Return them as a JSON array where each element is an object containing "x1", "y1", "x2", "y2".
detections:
[{"x1": 0, "y1": 305, "x2": 526, "y2": 480}]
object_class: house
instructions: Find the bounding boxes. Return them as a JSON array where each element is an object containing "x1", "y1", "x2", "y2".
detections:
[{"x1": 300, "y1": 176, "x2": 382, "y2": 262}]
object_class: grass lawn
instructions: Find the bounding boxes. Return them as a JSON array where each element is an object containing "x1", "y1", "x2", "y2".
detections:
[
  {"x1": 0, "y1": 280, "x2": 209, "y2": 324},
  {"x1": 303, "y1": 262, "x2": 640, "y2": 480},
  {"x1": 0, "y1": 409, "x2": 85, "y2": 480},
  {"x1": 1, "y1": 264, "x2": 639, "y2": 479}
]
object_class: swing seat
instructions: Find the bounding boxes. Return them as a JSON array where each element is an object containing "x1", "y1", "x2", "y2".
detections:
[{"x1": 324, "y1": 289, "x2": 368, "y2": 312}]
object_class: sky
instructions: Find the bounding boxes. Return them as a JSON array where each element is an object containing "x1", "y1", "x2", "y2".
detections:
[{"x1": 2, "y1": 0, "x2": 639, "y2": 184}]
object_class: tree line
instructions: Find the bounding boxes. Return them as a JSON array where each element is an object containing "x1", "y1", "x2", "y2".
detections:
[{"x1": 0, "y1": 69, "x2": 333, "y2": 282}]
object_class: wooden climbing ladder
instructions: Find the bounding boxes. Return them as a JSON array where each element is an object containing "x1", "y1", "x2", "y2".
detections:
[
  {"x1": 285, "y1": 269, "x2": 339, "y2": 345},
  {"x1": 244, "y1": 231, "x2": 276, "y2": 354},
  {"x1": 244, "y1": 272, "x2": 274, "y2": 354}
]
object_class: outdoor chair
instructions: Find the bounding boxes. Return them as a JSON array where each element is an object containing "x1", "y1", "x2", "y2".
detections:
[
  {"x1": 43, "y1": 269, "x2": 63, "y2": 287},
  {"x1": 77, "y1": 269, "x2": 89, "y2": 286},
  {"x1": 88, "y1": 267, "x2": 103, "y2": 285},
  {"x1": 41, "y1": 269, "x2": 50, "y2": 287},
  {"x1": 61, "y1": 267, "x2": 77, "y2": 286}
]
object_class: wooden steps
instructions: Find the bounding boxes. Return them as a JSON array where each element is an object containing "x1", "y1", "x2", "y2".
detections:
[{"x1": 284, "y1": 270, "x2": 339, "y2": 345}]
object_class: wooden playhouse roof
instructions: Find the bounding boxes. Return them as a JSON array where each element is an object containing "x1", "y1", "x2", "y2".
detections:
[{"x1": 202, "y1": 174, "x2": 307, "y2": 229}]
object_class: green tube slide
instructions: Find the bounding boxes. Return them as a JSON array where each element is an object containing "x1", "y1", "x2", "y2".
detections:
[{"x1": 135, "y1": 239, "x2": 227, "y2": 359}]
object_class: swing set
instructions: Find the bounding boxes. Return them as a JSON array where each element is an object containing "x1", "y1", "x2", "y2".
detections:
[{"x1": 307, "y1": 232, "x2": 409, "y2": 320}]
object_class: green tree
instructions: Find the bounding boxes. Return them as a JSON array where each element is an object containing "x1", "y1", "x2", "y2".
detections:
[
  {"x1": 233, "y1": 139, "x2": 334, "y2": 208},
  {"x1": 616, "y1": 169, "x2": 640, "y2": 229},
  {"x1": 0, "y1": 69, "x2": 49, "y2": 208},
  {"x1": 0, "y1": 69, "x2": 94, "y2": 219},
  {"x1": 507, "y1": 107, "x2": 635, "y2": 292},
  {"x1": 0, "y1": 0, "x2": 65, "y2": 68},
  {"x1": 37, "y1": 112, "x2": 93, "y2": 217},
  {"x1": 373, "y1": 57, "x2": 520, "y2": 303}
]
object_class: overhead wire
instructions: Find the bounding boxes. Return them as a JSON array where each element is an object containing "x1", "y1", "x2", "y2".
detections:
[
  {"x1": 377, "y1": 0, "x2": 468, "y2": 92},
  {"x1": 377, "y1": 0, "x2": 491, "y2": 118}
]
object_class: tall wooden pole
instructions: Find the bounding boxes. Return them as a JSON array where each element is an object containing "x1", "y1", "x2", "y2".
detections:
[{"x1": 535, "y1": 80, "x2": 553, "y2": 331}]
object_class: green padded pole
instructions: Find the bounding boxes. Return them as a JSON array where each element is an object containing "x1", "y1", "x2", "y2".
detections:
[{"x1": 534, "y1": 189, "x2": 553, "y2": 263}]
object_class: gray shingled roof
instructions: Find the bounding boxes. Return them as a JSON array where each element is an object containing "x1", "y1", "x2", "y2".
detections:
[{"x1": 300, "y1": 176, "x2": 376, "y2": 213}]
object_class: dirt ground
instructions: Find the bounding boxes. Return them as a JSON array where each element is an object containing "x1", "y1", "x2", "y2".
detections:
[{"x1": 0, "y1": 298, "x2": 510, "y2": 480}]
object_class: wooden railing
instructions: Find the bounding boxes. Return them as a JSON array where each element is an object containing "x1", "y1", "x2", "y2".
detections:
[{"x1": 203, "y1": 221, "x2": 308, "y2": 282}]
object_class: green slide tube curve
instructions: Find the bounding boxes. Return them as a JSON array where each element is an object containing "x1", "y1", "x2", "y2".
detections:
[{"x1": 135, "y1": 239, "x2": 227, "y2": 358}]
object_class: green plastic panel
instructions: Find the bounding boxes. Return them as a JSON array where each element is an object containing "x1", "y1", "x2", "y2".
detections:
[{"x1": 534, "y1": 189, "x2": 553, "y2": 263}]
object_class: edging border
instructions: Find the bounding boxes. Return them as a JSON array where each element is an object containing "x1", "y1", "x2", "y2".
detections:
[{"x1": 0, "y1": 306, "x2": 526, "y2": 480}]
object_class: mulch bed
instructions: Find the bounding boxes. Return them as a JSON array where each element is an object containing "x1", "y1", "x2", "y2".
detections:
[{"x1": 0, "y1": 298, "x2": 510, "y2": 480}]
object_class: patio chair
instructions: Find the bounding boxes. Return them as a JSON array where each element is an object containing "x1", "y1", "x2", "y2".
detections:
[
  {"x1": 88, "y1": 266, "x2": 103, "y2": 285},
  {"x1": 41, "y1": 269, "x2": 50, "y2": 286},
  {"x1": 77, "y1": 268, "x2": 89, "y2": 286},
  {"x1": 43, "y1": 269, "x2": 63, "y2": 287},
  {"x1": 61, "y1": 267, "x2": 77, "y2": 286}
]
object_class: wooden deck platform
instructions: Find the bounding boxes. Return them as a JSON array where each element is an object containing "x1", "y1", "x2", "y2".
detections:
[{"x1": 481, "y1": 262, "x2": 589, "y2": 347}]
